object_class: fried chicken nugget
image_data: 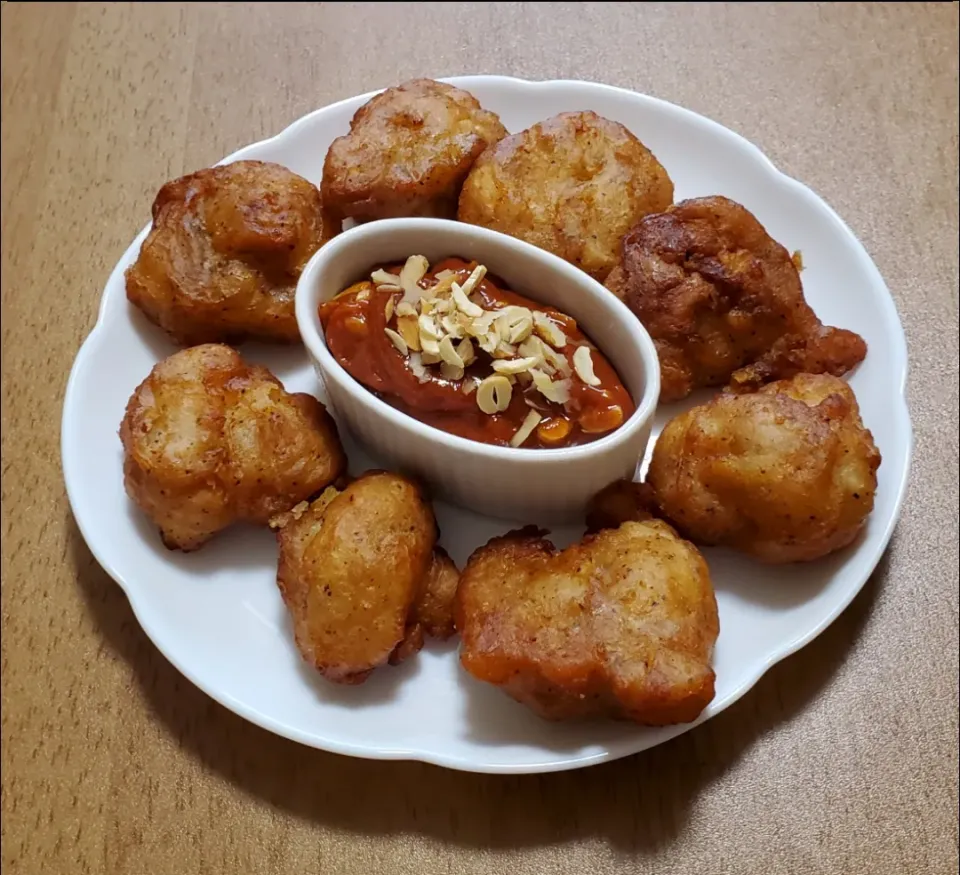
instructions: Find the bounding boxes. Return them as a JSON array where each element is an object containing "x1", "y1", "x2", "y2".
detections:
[
  {"x1": 273, "y1": 473, "x2": 460, "y2": 684},
  {"x1": 455, "y1": 522, "x2": 718, "y2": 725},
  {"x1": 119, "y1": 344, "x2": 345, "y2": 551},
  {"x1": 585, "y1": 479, "x2": 657, "y2": 533},
  {"x1": 648, "y1": 373, "x2": 881, "y2": 563},
  {"x1": 321, "y1": 79, "x2": 507, "y2": 222},
  {"x1": 126, "y1": 160, "x2": 333, "y2": 345},
  {"x1": 458, "y1": 111, "x2": 674, "y2": 281},
  {"x1": 411, "y1": 548, "x2": 460, "y2": 640},
  {"x1": 605, "y1": 196, "x2": 867, "y2": 401}
]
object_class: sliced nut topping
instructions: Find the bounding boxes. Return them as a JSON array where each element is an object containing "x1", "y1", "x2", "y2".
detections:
[
  {"x1": 494, "y1": 312, "x2": 513, "y2": 337},
  {"x1": 476, "y1": 374, "x2": 512, "y2": 415},
  {"x1": 440, "y1": 314, "x2": 464, "y2": 339},
  {"x1": 492, "y1": 316, "x2": 512, "y2": 345},
  {"x1": 408, "y1": 351, "x2": 429, "y2": 383},
  {"x1": 452, "y1": 282, "x2": 484, "y2": 317},
  {"x1": 418, "y1": 313, "x2": 442, "y2": 340},
  {"x1": 492, "y1": 355, "x2": 541, "y2": 375},
  {"x1": 478, "y1": 327, "x2": 501, "y2": 355},
  {"x1": 531, "y1": 368, "x2": 571, "y2": 405},
  {"x1": 533, "y1": 311, "x2": 567, "y2": 348},
  {"x1": 368, "y1": 256, "x2": 613, "y2": 420},
  {"x1": 429, "y1": 273, "x2": 457, "y2": 298},
  {"x1": 517, "y1": 335, "x2": 546, "y2": 365},
  {"x1": 399, "y1": 255, "x2": 430, "y2": 302},
  {"x1": 493, "y1": 306, "x2": 535, "y2": 345},
  {"x1": 432, "y1": 297, "x2": 453, "y2": 316},
  {"x1": 439, "y1": 336, "x2": 464, "y2": 369},
  {"x1": 470, "y1": 309, "x2": 499, "y2": 335},
  {"x1": 508, "y1": 315, "x2": 534, "y2": 344},
  {"x1": 455, "y1": 311, "x2": 476, "y2": 334},
  {"x1": 459, "y1": 264, "x2": 487, "y2": 296},
  {"x1": 542, "y1": 342, "x2": 572, "y2": 377},
  {"x1": 384, "y1": 327, "x2": 408, "y2": 356},
  {"x1": 457, "y1": 337, "x2": 476, "y2": 366},
  {"x1": 573, "y1": 346, "x2": 601, "y2": 386},
  {"x1": 371, "y1": 268, "x2": 401, "y2": 287},
  {"x1": 492, "y1": 340, "x2": 517, "y2": 360},
  {"x1": 396, "y1": 314, "x2": 421, "y2": 351},
  {"x1": 440, "y1": 362, "x2": 464, "y2": 381},
  {"x1": 510, "y1": 410, "x2": 543, "y2": 448}
]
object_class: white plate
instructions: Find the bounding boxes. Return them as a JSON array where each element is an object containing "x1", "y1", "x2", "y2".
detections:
[{"x1": 62, "y1": 76, "x2": 912, "y2": 774}]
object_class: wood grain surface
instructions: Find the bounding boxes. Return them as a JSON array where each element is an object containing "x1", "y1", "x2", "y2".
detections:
[{"x1": 2, "y1": 3, "x2": 958, "y2": 873}]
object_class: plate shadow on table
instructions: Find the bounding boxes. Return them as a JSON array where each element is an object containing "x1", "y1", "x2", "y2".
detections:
[{"x1": 68, "y1": 510, "x2": 885, "y2": 853}]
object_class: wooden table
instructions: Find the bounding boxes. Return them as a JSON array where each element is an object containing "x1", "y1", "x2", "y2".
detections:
[{"x1": 2, "y1": 3, "x2": 957, "y2": 873}]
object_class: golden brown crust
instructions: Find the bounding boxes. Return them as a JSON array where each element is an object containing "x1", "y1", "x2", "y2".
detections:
[
  {"x1": 321, "y1": 79, "x2": 507, "y2": 222},
  {"x1": 454, "y1": 522, "x2": 718, "y2": 725},
  {"x1": 585, "y1": 479, "x2": 658, "y2": 533},
  {"x1": 606, "y1": 195, "x2": 867, "y2": 401},
  {"x1": 273, "y1": 472, "x2": 459, "y2": 684},
  {"x1": 126, "y1": 160, "x2": 332, "y2": 346},
  {"x1": 410, "y1": 547, "x2": 460, "y2": 640},
  {"x1": 647, "y1": 373, "x2": 882, "y2": 563},
  {"x1": 458, "y1": 111, "x2": 674, "y2": 281},
  {"x1": 119, "y1": 344, "x2": 345, "y2": 551}
]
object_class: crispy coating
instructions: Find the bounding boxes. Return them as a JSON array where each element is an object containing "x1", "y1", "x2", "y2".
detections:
[
  {"x1": 410, "y1": 548, "x2": 460, "y2": 640},
  {"x1": 455, "y1": 522, "x2": 718, "y2": 725},
  {"x1": 321, "y1": 79, "x2": 507, "y2": 222},
  {"x1": 605, "y1": 196, "x2": 867, "y2": 401},
  {"x1": 273, "y1": 473, "x2": 459, "y2": 684},
  {"x1": 648, "y1": 373, "x2": 882, "y2": 563},
  {"x1": 585, "y1": 479, "x2": 657, "y2": 533},
  {"x1": 126, "y1": 160, "x2": 333, "y2": 346},
  {"x1": 119, "y1": 344, "x2": 345, "y2": 551},
  {"x1": 458, "y1": 111, "x2": 674, "y2": 281}
]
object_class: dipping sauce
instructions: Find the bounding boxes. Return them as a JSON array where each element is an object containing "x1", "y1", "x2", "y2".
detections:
[{"x1": 319, "y1": 256, "x2": 634, "y2": 449}]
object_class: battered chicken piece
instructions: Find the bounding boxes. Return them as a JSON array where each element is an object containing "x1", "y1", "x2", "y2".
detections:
[
  {"x1": 605, "y1": 196, "x2": 867, "y2": 401},
  {"x1": 458, "y1": 111, "x2": 673, "y2": 281},
  {"x1": 411, "y1": 548, "x2": 460, "y2": 640},
  {"x1": 120, "y1": 344, "x2": 345, "y2": 551},
  {"x1": 126, "y1": 160, "x2": 333, "y2": 345},
  {"x1": 455, "y1": 522, "x2": 718, "y2": 725},
  {"x1": 321, "y1": 79, "x2": 507, "y2": 222},
  {"x1": 648, "y1": 373, "x2": 881, "y2": 563},
  {"x1": 273, "y1": 473, "x2": 460, "y2": 684},
  {"x1": 585, "y1": 479, "x2": 657, "y2": 533}
]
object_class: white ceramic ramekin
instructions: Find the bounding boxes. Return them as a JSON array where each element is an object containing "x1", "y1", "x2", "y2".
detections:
[{"x1": 295, "y1": 218, "x2": 660, "y2": 523}]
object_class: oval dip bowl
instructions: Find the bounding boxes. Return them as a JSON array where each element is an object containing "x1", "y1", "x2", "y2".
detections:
[{"x1": 296, "y1": 218, "x2": 660, "y2": 522}]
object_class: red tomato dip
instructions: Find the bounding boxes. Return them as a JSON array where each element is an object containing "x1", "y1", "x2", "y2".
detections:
[{"x1": 319, "y1": 256, "x2": 634, "y2": 449}]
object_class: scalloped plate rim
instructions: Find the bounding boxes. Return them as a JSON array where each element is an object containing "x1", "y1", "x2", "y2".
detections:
[{"x1": 61, "y1": 75, "x2": 912, "y2": 774}]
